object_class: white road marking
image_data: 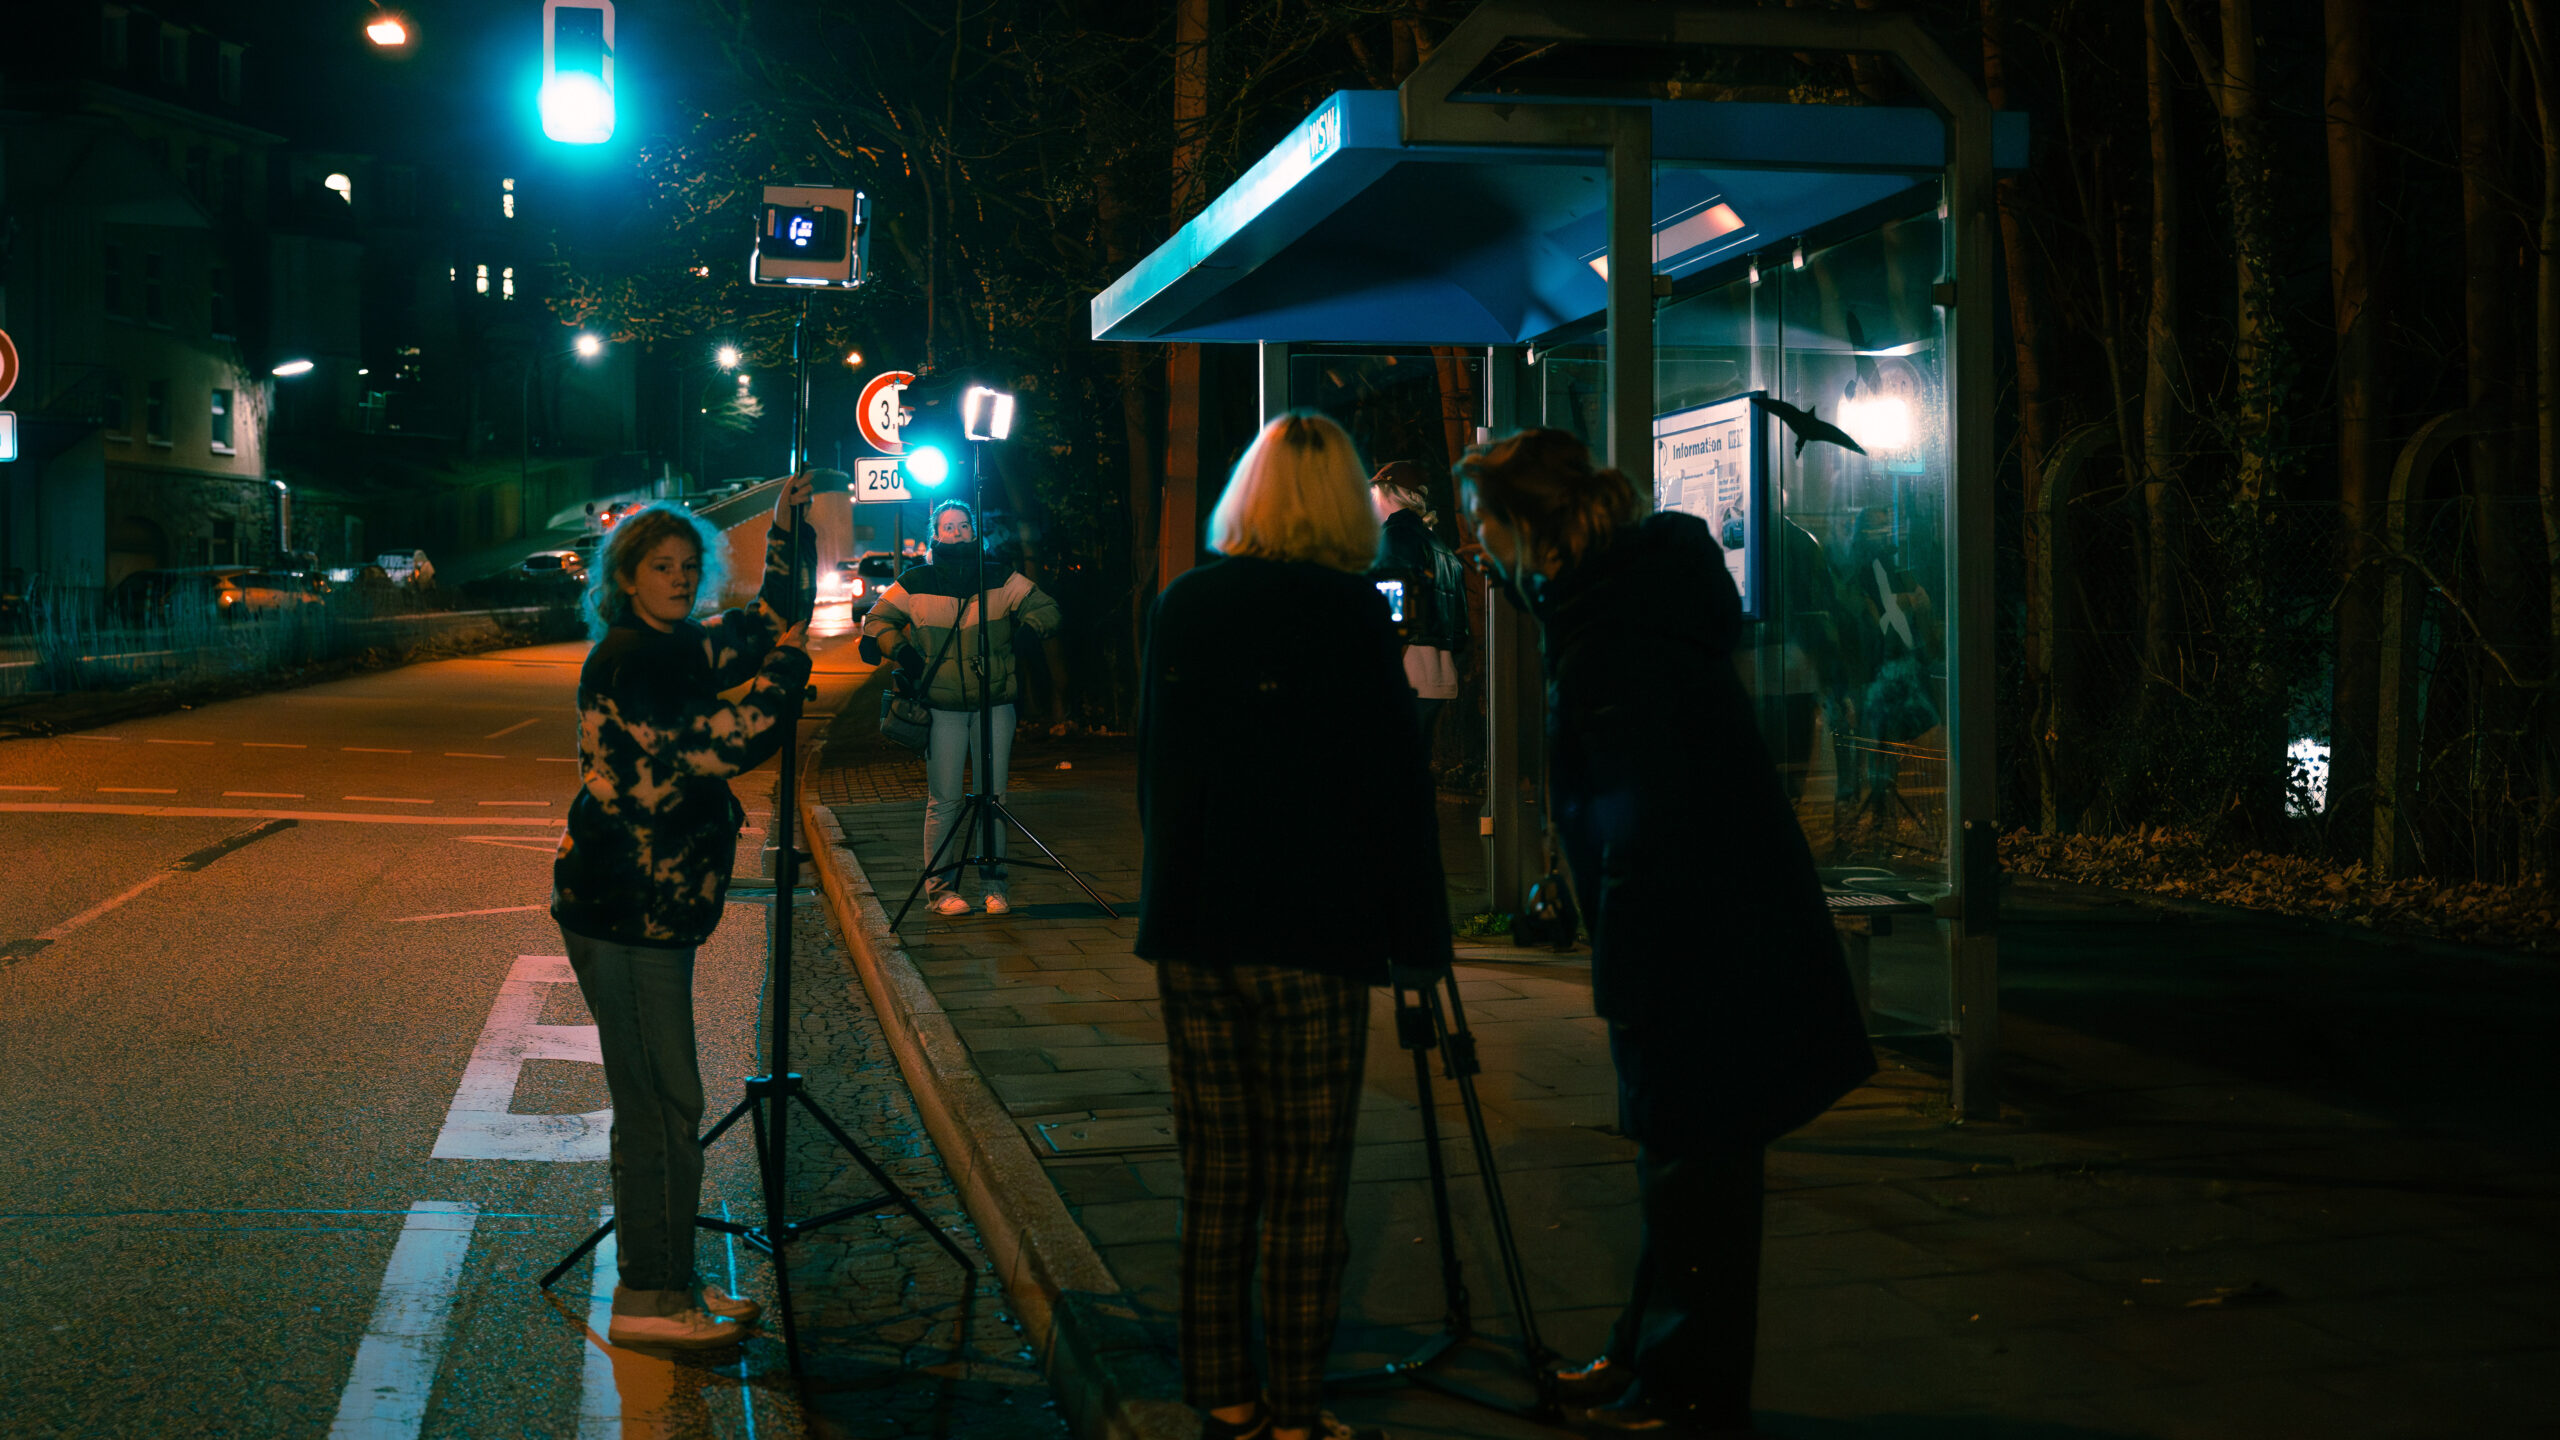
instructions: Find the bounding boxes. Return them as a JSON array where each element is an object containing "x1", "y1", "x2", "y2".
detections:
[
  {"x1": 431, "y1": 954, "x2": 608, "y2": 1162},
  {"x1": 0, "y1": 785, "x2": 58, "y2": 792},
  {"x1": 485, "y1": 717, "x2": 543, "y2": 739},
  {"x1": 64, "y1": 735, "x2": 122, "y2": 741},
  {"x1": 391, "y1": 904, "x2": 548, "y2": 923},
  {"x1": 243, "y1": 742, "x2": 307, "y2": 748},
  {"x1": 39, "y1": 873, "x2": 174, "y2": 940},
  {"x1": 579, "y1": 1207, "x2": 622, "y2": 1439},
  {"x1": 445, "y1": 753, "x2": 506, "y2": 760},
  {"x1": 345, "y1": 747, "x2": 412, "y2": 754},
  {"x1": 327, "y1": 1200, "x2": 481, "y2": 1440},
  {"x1": 146, "y1": 738, "x2": 215, "y2": 746},
  {"x1": 478, "y1": 800, "x2": 549, "y2": 807},
  {"x1": 345, "y1": 796, "x2": 433, "y2": 805},
  {"x1": 459, "y1": 836, "x2": 562, "y2": 852},
  {"x1": 538, "y1": 757, "x2": 579, "y2": 764},
  {"x1": 0, "y1": 802, "x2": 558, "y2": 827},
  {"x1": 99, "y1": 786, "x2": 177, "y2": 794},
  {"x1": 225, "y1": 791, "x2": 306, "y2": 798}
]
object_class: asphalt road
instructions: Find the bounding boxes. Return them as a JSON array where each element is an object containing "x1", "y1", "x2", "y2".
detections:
[{"x1": 0, "y1": 617, "x2": 889, "y2": 1439}]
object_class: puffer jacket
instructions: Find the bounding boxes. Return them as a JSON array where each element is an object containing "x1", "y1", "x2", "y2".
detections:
[
  {"x1": 550, "y1": 523, "x2": 814, "y2": 949},
  {"x1": 859, "y1": 541, "x2": 1061, "y2": 711}
]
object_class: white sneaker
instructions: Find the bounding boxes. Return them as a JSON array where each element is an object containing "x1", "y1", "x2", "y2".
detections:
[
  {"x1": 983, "y1": 894, "x2": 1012, "y2": 916},
  {"x1": 606, "y1": 1307, "x2": 750, "y2": 1350},
  {"x1": 700, "y1": 1284, "x2": 761, "y2": 1325},
  {"x1": 930, "y1": 892, "x2": 971, "y2": 917}
]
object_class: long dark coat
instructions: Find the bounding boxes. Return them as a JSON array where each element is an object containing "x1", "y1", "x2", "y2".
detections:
[
  {"x1": 1535, "y1": 512, "x2": 1874, "y2": 1153},
  {"x1": 1136, "y1": 555, "x2": 1453, "y2": 979}
]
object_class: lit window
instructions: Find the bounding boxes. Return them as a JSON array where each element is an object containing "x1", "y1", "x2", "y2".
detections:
[
  {"x1": 448, "y1": 265, "x2": 456, "y2": 283},
  {"x1": 501, "y1": 266, "x2": 515, "y2": 300},
  {"x1": 502, "y1": 177, "x2": 516, "y2": 220},
  {"x1": 324, "y1": 172, "x2": 352, "y2": 204},
  {"x1": 475, "y1": 264, "x2": 489, "y2": 295},
  {"x1": 210, "y1": 389, "x2": 235, "y2": 454}
]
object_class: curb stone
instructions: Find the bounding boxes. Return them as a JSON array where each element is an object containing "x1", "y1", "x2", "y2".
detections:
[{"x1": 800, "y1": 789, "x2": 1191, "y2": 1440}]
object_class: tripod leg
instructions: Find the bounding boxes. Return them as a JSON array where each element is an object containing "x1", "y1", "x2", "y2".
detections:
[
  {"x1": 985, "y1": 797, "x2": 1120, "y2": 918},
  {"x1": 1397, "y1": 986, "x2": 1472, "y2": 1337},
  {"x1": 793, "y1": 1091, "x2": 975, "y2": 1274},
  {"x1": 893, "y1": 790, "x2": 982, "y2": 928},
  {"x1": 538, "y1": 1217, "x2": 617, "y2": 1291},
  {"x1": 1422, "y1": 979, "x2": 1557, "y2": 1388}
]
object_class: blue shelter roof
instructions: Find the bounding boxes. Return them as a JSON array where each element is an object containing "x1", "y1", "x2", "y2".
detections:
[{"x1": 1092, "y1": 91, "x2": 2028, "y2": 346}]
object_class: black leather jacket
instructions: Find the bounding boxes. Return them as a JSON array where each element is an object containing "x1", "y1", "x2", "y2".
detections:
[{"x1": 1370, "y1": 509, "x2": 1471, "y2": 654}]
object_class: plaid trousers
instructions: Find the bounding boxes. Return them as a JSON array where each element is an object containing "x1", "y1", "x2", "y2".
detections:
[{"x1": 1157, "y1": 958, "x2": 1372, "y2": 1431}]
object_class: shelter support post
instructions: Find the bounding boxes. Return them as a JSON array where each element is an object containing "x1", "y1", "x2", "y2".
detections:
[
  {"x1": 1944, "y1": 52, "x2": 2002, "y2": 1122},
  {"x1": 1483, "y1": 347, "x2": 1541, "y2": 912},
  {"x1": 1605, "y1": 106, "x2": 1653, "y2": 488},
  {"x1": 1160, "y1": 344, "x2": 1206, "y2": 590},
  {"x1": 1259, "y1": 342, "x2": 1290, "y2": 424}
]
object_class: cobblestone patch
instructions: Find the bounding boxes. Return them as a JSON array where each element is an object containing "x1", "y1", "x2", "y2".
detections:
[{"x1": 763, "y1": 898, "x2": 1071, "y2": 1440}]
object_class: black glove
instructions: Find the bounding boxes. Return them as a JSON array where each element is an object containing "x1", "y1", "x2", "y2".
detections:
[
  {"x1": 893, "y1": 643, "x2": 926, "y2": 682},
  {"x1": 857, "y1": 633, "x2": 884, "y2": 664}
]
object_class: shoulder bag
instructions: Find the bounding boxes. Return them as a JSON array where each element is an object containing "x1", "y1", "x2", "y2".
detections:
[{"x1": 878, "y1": 599, "x2": 970, "y2": 754}]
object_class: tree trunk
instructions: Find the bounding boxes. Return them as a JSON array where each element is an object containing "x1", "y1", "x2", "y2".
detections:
[
  {"x1": 2516, "y1": 0, "x2": 2560, "y2": 869},
  {"x1": 2464, "y1": 0, "x2": 2533, "y2": 879},
  {"x1": 2327, "y1": 0, "x2": 2388, "y2": 853},
  {"x1": 1160, "y1": 0, "x2": 1217, "y2": 595},
  {"x1": 2141, "y1": 0, "x2": 2187, "y2": 724},
  {"x1": 1984, "y1": 0, "x2": 2067, "y2": 828}
]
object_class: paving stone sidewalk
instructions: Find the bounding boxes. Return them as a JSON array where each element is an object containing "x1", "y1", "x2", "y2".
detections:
[{"x1": 807, "y1": 697, "x2": 2558, "y2": 1440}]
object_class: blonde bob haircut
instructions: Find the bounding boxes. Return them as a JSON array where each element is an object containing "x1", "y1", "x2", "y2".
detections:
[{"x1": 1208, "y1": 411, "x2": 1379, "y2": 573}]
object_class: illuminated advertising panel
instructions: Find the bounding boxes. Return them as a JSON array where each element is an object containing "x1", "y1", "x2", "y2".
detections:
[{"x1": 1653, "y1": 391, "x2": 1767, "y2": 620}]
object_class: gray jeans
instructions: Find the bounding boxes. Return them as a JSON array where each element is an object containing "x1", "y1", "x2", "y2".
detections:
[
  {"x1": 923, "y1": 702, "x2": 1013, "y2": 897},
  {"x1": 562, "y1": 928, "x2": 703, "y2": 1314}
]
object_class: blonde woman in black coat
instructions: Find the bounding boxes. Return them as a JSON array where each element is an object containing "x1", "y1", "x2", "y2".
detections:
[
  {"x1": 1458, "y1": 429, "x2": 1873, "y2": 1440},
  {"x1": 1139, "y1": 412, "x2": 1450, "y2": 1440}
]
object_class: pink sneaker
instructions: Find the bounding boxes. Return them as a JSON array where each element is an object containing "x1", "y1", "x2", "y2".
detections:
[
  {"x1": 930, "y1": 891, "x2": 971, "y2": 917},
  {"x1": 983, "y1": 894, "x2": 1012, "y2": 916}
]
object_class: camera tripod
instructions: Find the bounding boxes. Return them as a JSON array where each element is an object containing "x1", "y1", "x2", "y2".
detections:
[
  {"x1": 1330, "y1": 963, "x2": 1560, "y2": 1421},
  {"x1": 539, "y1": 293, "x2": 973, "y2": 1374},
  {"x1": 888, "y1": 440, "x2": 1116, "y2": 929}
]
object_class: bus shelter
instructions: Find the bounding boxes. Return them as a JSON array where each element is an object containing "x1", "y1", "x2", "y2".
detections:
[{"x1": 1094, "y1": 2, "x2": 2024, "y2": 1113}]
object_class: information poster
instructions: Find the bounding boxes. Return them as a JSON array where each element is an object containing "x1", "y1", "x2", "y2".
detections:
[{"x1": 1653, "y1": 391, "x2": 1766, "y2": 618}]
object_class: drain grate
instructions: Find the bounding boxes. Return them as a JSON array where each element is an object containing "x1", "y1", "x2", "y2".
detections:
[{"x1": 1035, "y1": 1115, "x2": 1177, "y2": 1155}]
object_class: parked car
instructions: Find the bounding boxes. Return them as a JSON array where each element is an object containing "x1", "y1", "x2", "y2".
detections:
[
  {"x1": 376, "y1": 550, "x2": 436, "y2": 588},
  {"x1": 820, "y1": 551, "x2": 902, "y2": 615},
  {"x1": 110, "y1": 567, "x2": 326, "y2": 623},
  {"x1": 517, "y1": 549, "x2": 589, "y2": 585}
]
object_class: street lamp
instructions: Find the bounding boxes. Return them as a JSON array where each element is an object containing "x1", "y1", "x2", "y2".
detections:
[
  {"x1": 843, "y1": 350, "x2": 864, "y2": 368},
  {"x1": 365, "y1": 9, "x2": 409, "y2": 46},
  {"x1": 271, "y1": 359, "x2": 316, "y2": 377},
  {"x1": 715, "y1": 345, "x2": 741, "y2": 370},
  {"x1": 525, "y1": 333, "x2": 607, "y2": 489}
]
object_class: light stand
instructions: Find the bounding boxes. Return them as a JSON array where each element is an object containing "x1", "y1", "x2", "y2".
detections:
[
  {"x1": 1329, "y1": 964, "x2": 1559, "y2": 1422},
  {"x1": 889, "y1": 388, "x2": 1118, "y2": 928},
  {"x1": 541, "y1": 292, "x2": 973, "y2": 1375}
]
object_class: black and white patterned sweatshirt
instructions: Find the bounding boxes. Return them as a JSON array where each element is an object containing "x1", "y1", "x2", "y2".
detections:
[{"x1": 551, "y1": 523, "x2": 814, "y2": 949}]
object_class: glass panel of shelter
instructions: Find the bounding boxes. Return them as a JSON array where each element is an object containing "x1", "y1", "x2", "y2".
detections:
[{"x1": 1539, "y1": 210, "x2": 1956, "y2": 1039}]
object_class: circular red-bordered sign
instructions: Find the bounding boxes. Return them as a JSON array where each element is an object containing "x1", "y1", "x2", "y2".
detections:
[
  {"x1": 0, "y1": 328, "x2": 19, "y2": 406},
  {"x1": 856, "y1": 370, "x2": 915, "y2": 454}
]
